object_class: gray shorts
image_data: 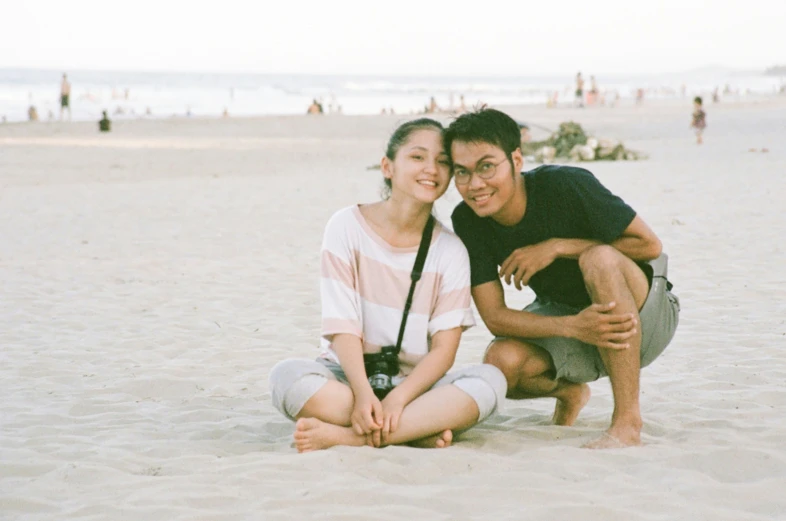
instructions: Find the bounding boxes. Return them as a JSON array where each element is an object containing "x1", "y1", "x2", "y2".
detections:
[
  {"x1": 506, "y1": 254, "x2": 680, "y2": 383},
  {"x1": 269, "y1": 358, "x2": 507, "y2": 424}
]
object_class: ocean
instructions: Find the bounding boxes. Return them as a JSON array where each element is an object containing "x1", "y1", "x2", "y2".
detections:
[{"x1": 1, "y1": 68, "x2": 783, "y2": 123}]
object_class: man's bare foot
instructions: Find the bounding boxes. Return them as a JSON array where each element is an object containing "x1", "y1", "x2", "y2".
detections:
[
  {"x1": 293, "y1": 417, "x2": 365, "y2": 453},
  {"x1": 552, "y1": 383, "x2": 591, "y2": 426},
  {"x1": 582, "y1": 426, "x2": 642, "y2": 449},
  {"x1": 408, "y1": 430, "x2": 453, "y2": 449}
]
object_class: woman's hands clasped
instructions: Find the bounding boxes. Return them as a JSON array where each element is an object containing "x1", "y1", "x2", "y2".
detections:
[
  {"x1": 350, "y1": 389, "x2": 384, "y2": 446},
  {"x1": 380, "y1": 392, "x2": 407, "y2": 446},
  {"x1": 350, "y1": 388, "x2": 409, "y2": 448}
]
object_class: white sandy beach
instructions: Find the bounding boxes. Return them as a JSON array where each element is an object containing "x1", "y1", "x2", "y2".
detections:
[{"x1": 2, "y1": 98, "x2": 786, "y2": 520}]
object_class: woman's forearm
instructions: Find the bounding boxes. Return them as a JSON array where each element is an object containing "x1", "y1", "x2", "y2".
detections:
[
  {"x1": 331, "y1": 334, "x2": 374, "y2": 396},
  {"x1": 391, "y1": 335, "x2": 459, "y2": 405}
]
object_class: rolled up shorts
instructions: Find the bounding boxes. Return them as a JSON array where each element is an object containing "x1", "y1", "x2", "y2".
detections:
[
  {"x1": 269, "y1": 357, "x2": 507, "y2": 424},
  {"x1": 502, "y1": 253, "x2": 680, "y2": 383}
]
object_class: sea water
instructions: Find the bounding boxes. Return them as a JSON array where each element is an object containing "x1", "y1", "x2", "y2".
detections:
[{"x1": 0, "y1": 68, "x2": 782, "y2": 123}]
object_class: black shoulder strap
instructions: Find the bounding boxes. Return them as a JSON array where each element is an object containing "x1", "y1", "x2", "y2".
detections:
[{"x1": 393, "y1": 215, "x2": 435, "y2": 354}]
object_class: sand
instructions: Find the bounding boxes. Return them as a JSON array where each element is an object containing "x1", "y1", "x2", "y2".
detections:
[{"x1": 2, "y1": 97, "x2": 786, "y2": 520}]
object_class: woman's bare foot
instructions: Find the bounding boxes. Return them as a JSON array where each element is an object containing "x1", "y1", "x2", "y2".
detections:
[
  {"x1": 408, "y1": 430, "x2": 453, "y2": 449},
  {"x1": 293, "y1": 417, "x2": 365, "y2": 453},
  {"x1": 552, "y1": 383, "x2": 591, "y2": 426}
]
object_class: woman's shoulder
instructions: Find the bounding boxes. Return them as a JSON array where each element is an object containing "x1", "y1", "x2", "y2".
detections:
[
  {"x1": 326, "y1": 205, "x2": 358, "y2": 224},
  {"x1": 322, "y1": 205, "x2": 365, "y2": 249},
  {"x1": 324, "y1": 205, "x2": 364, "y2": 233}
]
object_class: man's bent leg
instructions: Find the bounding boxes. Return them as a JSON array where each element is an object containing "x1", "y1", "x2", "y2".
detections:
[
  {"x1": 578, "y1": 245, "x2": 649, "y2": 448},
  {"x1": 484, "y1": 338, "x2": 590, "y2": 426}
]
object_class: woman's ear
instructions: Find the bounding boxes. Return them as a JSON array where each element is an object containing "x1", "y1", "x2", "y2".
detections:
[{"x1": 380, "y1": 156, "x2": 393, "y2": 179}]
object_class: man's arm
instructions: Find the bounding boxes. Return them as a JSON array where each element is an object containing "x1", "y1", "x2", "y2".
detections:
[
  {"x1": 473, "y1": 280, "x2": 636, "y2": 348},
  {"x1": 552, "y1": 215, "x2": 662, "y2": 261},
  {"x1": 500, "y1": 216, "x2": 662, "y2": 289}
]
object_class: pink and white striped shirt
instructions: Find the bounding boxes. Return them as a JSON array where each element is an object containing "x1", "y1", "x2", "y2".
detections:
[{"x1": 319, "y1": 205, "x2": 475, "y2": 375}]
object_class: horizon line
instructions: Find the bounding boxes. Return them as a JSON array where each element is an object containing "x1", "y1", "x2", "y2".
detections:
[{"x1": 0, "y1": 64, "x2": 771, "y2": 79}]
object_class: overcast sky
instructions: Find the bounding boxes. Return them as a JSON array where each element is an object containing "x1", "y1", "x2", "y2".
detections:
[{"x1": 1, "y1": 0, "x2": 782, "y2": 76}]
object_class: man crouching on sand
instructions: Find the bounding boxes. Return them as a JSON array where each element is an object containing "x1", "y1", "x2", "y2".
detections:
[{"x1": 445, "y1": 108, "x2": 680, "y2": 448}]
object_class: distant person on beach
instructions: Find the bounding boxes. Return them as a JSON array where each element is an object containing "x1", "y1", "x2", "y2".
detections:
[
  {"x1": 28, "y1": 105, "x2": 39, "y2": 122},
  {"x1": 575, "y1": 72, "x2": 585, "y2": 107},
  {"x1": 446, "y1": 108, "x2": 680, "y2": 449},
  {"x1": 269, "y1": 118, "x2": 506, "y2": 452},
  {"x1": 588, "y1": 75, "x2": 599, "y2": 105},
  {"x1": 457, "y1": 95, "x2": 468, "y2": 114},
  {"x1": 426, "y1": 96, "x2": 440, "y2": 114},
  {"x1": 307, "y1": 99, "x2": 323, "y2": 114},
  {"x1": 60, "y1": 73, "x2": 72, "y2": 121},
  {"x1": 98, "y1": 110, "x2": 111, "y2": 132},
  {"x1": 690, "y1": 96, "x2": 706, "y2": 145}
]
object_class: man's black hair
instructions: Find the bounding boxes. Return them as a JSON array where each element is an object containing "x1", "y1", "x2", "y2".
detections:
[{"x1": 444, "y1": 108, "x2": 521, "y2": 162}]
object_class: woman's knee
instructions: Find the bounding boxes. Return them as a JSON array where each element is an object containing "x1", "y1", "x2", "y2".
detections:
[
  {"x1": 475, "y1": 364, "x2": 508, "y2": 408},
  {"x1": 451, "y1": 364, "x2": 508, "y2": 422},
  {"x1": 268, "y1": 359, "x2": 332, "y2": 420}
]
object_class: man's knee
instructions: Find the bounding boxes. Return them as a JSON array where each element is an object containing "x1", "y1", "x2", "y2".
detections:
[
  {"x1": 578, "y1": 245, "x2": 622, "y2": 279},
  {"x1": 483, "y1": 339, "x2": 551, "y2": 388}
]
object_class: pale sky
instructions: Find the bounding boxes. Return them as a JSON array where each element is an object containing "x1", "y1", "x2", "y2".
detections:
[{"x1": 1, "y1": 0, "x2": 783, "y2": 76}]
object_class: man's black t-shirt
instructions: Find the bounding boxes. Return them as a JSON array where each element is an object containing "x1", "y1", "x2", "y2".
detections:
[{"x1": 451, "y1": 165, "x2": 637, "y2": 308}]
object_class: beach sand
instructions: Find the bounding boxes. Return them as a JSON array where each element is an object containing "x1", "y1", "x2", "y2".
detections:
[{"x1": 2, "y1": 98, "x2": 786, "y2": 520}]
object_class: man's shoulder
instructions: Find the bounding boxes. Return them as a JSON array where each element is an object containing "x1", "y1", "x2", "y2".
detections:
[
  {"x1": 525, "y1": 164, "x2": 595, "y2": 184},
  {"x1": 450, "y1": 201, "x2": 481, "y2": 227}
]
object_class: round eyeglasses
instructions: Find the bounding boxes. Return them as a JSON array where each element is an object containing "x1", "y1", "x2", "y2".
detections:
[{"x1": 453, "y1": 158, "x2": 508, "y2": 185}]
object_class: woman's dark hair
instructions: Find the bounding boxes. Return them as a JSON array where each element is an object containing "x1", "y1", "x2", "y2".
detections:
[
  {"x1": 693, "y1": 96, "x2": 703, "y2": 105},
  {"x1": 381, "y1": 118, "x2": 443, "y2": 198},
  {"x1": 443, "y1": 108, "x2": 521, "y2": 163}
]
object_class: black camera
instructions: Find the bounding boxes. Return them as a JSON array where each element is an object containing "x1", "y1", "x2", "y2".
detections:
[{"x1": 363, "y1": 345, "x2": 400, "y2": 400}]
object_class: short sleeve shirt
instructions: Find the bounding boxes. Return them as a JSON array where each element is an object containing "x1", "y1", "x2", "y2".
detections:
[
  {"x1": 320, "y1": 206, "x2": 475, "y2": 375},
  {"x1": 451, "y1": 165, "x2": 637, "y2": 308}
]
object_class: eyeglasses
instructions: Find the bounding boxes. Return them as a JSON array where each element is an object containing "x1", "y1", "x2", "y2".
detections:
[{"x1": 453, "y1": 158, "x2": 508, "y2": 185}]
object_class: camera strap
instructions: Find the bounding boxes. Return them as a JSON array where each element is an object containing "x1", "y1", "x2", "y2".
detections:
[{"x1": 393, "y1": 215, "x2": 435, "y2": 355}]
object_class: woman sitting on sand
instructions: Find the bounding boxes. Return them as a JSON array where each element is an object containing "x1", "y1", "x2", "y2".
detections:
[{"x1": 269, "y1": 118, "x2": 507, "y2": 452}]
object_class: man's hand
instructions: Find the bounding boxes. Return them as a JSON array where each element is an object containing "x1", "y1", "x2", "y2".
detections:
[
  {"x1": 499, "y1": 240, "x2": 559, "y2": 290},
  {"x1": 380, "y1": 391, "x2": 407, "y2": 446},
  {"x1": 567, "y1": 302, "x2": 638, "y2": 349},
  {"x1": 350, "y1": 389, "x2": 383, "y2": 445}
]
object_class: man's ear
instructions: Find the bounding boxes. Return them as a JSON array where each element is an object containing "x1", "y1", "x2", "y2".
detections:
[
  {"x1": 511, "y1": 148, "x2": 524, "y2": 172},
  {"x1": 380, "y1": 156, "x2": 392, "y2": 179}
]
